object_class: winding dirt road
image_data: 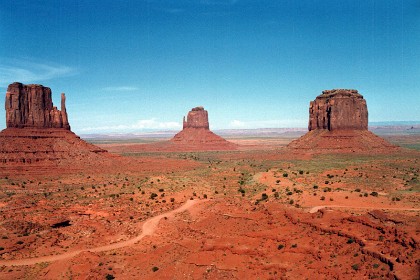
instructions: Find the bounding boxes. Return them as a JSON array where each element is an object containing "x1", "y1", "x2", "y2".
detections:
[
  {"x1": 308, "y1": 205, "x2": 420, "y2": 214},
  {"x1": 0, "y1": 199, "x2": 200, "y2": 267}
]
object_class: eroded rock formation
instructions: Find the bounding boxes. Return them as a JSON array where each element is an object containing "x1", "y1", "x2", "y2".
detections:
[
  {"x1": 170, "y1": 106, "x2": 236, "y2": 150},
  {"x1": 5, "y1": 82, "x2": 70, "y2": 129},
  {"x1": 308, "y1": 89, "x2": 368, "y2": 131},
  {"x1": 183, "y1": 106, "x2": 209, "y2": 129},
  {"x1": 1, "y1": 82, "x2": 108, "y2": 165},
  {"x1": 288, "y1": 89, "x2": 397, "y2": 153}
]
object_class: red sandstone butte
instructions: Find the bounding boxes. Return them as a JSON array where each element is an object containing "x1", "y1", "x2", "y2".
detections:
[
  {"x1": 308, "y1": 89, "x2": 368, "y2": 131},
  {"x1": 289, "y1": 89, "x2": 397, "y2": 153},
  {"x1": 5, "y1": 82, "x2": 70, "y2": 130},
  {"x1": 170, "y1": 106, "x2": 236, "y2": 150},
  {"x1": 0, "y1": 82, "x2": 108, "y2": 165}
]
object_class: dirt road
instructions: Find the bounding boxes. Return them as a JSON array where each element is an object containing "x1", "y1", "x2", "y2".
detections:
[{"x1": 0, "y1": 199, "x2": 200, "y2": 266}]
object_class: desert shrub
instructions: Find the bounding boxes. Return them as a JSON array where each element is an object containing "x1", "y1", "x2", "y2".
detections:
[
  {"x1": 313, "y1": 185, "x2": 318, "y2": 189},
  {"x1": 261, "y1": 193, "x2": 268, "y2": 200},
  {"x1": 289, "y1": 199, "x2": 294, "y2": 204},
  {"x1": 347, "y1": 238, "x2": 354, "y2": 244},
  {"x1": 0, "y1": 247, "x2": 4, "y2": 251},
  {"x1": 320, "y1": 196, "x2": 325, "y2": 201},
  {"x1": 158, "y1": 188, "x2": 164, "y2": 192},
  {"x1": 238, "y1": 188, "x2": 245, "y2": 194},
  {"x1": 274, "y1": 192, "x2": 280, "y2": 198},
  {"x1": 355, "y1": 188, "x2": 361, "y2": 192},
  {"x1": 364, "y1": 193, "x2": 368, "y2": 197},
  {"x1": 16, "y1": 241, "x2": 24, "y2": 245},
  {"x1": 370, "y1": 192, "x2": 378, "y2": 197},
  {"x1": 277, "y1": 244, "x2": 284, "y2": 250},
  {"x1": 276, "y1": 180, "x2": 280, "y2": 184},
  {"x1": 170, "y1": 198, "x2": 175, "y2": 202},
  {"x1": 287, "y1": 191, "x2": 293, "y2": 196},
  {"x1": 150, "y1": 193, "x2": 158, "y2": 199},
  {"x1": 299, "y1": 170, "x2": 304, "y2": 175},
  {"x1": 203, "y1": 194, "x2": 207, "y2": 199},
  {"x1": 283, "y1": 173, "x2": 288, "y2": 177},
  {"x1": 105, "y1": 274, "x2": 115, "y2": 280},
  {"x1": 291, "y1": 244, "x2": 297, "y2": 248},
  {"x1": 152, "y1": 266, "x2": 159, "y2": 272},
  {"x1": 351, "y1": 264, "x2": 359, "y2": 271}
]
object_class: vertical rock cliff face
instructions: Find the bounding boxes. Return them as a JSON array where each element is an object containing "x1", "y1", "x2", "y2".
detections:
[
  {"x1": 5, "y1": 82, "x2": 70, "y2": 129},
  {"x1": 288, "y1": 89, "x2": 397, "y2": 152},
  {"x1": 308, "y1": 89, "x2": 368, "y2": 131},
  {"x1": 183, "y1": 106, "x2": 210, "y2": 129}
]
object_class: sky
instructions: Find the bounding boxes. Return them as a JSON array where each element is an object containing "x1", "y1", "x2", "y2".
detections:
[{"x1": 0, "y1": 0, "x2": 419, "y2": 133}]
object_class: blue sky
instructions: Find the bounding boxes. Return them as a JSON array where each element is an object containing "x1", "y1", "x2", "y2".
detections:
[{"x1": 0, "y1": 0, "x2": 419, "y2": 133}]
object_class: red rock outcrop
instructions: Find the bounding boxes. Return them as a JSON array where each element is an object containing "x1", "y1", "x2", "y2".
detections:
[
  {"x1": 5, "y1": 82, "x2": 70, "y2": 129},
  {"x1": 183, "y1": 106, "x2": 209, "y2": 129},
  {"x1": 289, "y1": 89, "x2": 398, "y2": 153},
  {"x1": 169, "y1": 107, "x2": 236, "y2": 150},
  {"x1": 0, "y1": 82, "x2": 109, "y2": 166},
  {"x1": 308, "y1": 89, "x2": 368, "y2": 131}
]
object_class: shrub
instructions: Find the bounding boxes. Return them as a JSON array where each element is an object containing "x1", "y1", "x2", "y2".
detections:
[
  {"x1": 150, "y1": 193, "x2": 158, "y2": 199},
  {"x1": 299, "y1": 170, "x2": 304, "y2": 175},
  {"x1": 370, "y1": 191, "x2": 378, "y2": 197},
  {"x1": 203, "y1": 194, "x2": 208, "y2": 199},
  {"x1": 277, "y1": 244, "x2": 284, "y2": 250},
  {"x1": 347, "y1": 238, "x2": 354, "y2": 244},
  {"x1": 261, "y1": 193, "x2": 268, "y2": 200},
  {"x1": 313, "y1": 185, "x2": 318, "y2": 189},
  {"x1": 152, "y1": 266, "x2": 159, "y2": 272},
  {"x1": 355, "y1": 188, "x2": 361, "y2": 192},
  {"x1": 351, "y1": 264, "x2": 359, "y2": 271},
  {"x1": 289, "y1": 199, "x2": 294, "y2": 205},
  {"x1": 106, "y1": 274, "x2": 115, "y2": 280},
  {"x1": 320, "y1": 196, "x2": 325, "y2": 201},
  {"x1": 283, "y1": 173, "x2": 288, "y2": 178},
  {"x1": 291, "y1": 244, "x2": 297, "y2": 248},
  {"x1": 158, "y1": 188, "x2": 164, "y2": 192}
]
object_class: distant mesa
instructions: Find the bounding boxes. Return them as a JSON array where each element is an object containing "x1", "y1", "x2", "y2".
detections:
[
  {"x1": 0, "y1": 82, "x2": 108, "y2": 165},
  {"x1": 170, "y1": 106, "x2": 236, "y2": 150},
  {"x1": 288, "y1": 89, "x2": 398, "y2": 153}
]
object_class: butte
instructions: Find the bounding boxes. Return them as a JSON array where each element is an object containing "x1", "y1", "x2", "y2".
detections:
[
  {"x1": 0, "y1": 82, "x2": 109, "y2": 170},
  {"x1": 170, "y1": 106, "x2": 236, "y2": 150},
  {"x1": 288, "y1": 89, "x2": 398, "y2": 153},
  {"x1": 133, "y1": 106, "x2": 236, "y2": 152}
]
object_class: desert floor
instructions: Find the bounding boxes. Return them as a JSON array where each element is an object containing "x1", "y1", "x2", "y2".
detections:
[{"x1": 0, "y1": 134, "x2": 419, "y2": 279}]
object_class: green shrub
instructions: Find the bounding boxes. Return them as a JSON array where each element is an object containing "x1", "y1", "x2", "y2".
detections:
[{"x1": 152, "y1": 266, "x2": 159, "y2": 272}]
